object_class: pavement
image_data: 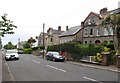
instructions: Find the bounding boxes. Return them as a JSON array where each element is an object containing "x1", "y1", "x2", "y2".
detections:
[
  {"x1": 0, "y1": 50, "x2": 14, "y2": 82},
  {"x1": 66, "y1": 61, "x2": 120, "y2": 73},
  {"x1": 37, "y1": 55, "x2": 120, "y2": 73}
]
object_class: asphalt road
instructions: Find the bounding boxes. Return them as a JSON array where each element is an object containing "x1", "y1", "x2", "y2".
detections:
[{"x1": 2, "y1": 54, "x2": 119, "y2": 82}]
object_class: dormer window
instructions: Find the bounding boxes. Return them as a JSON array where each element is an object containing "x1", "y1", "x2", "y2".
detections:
[{"x1": 88, "y1": 19, "x2": 91, "y2": 25}]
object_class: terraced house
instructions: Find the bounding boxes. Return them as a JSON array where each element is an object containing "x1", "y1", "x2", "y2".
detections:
[
  {"x1": 59, "y1": 25, "x2": 83, "y2": 44},
  {"x1": 82, "y1": 8, "x2": 120, "y2": 44}
]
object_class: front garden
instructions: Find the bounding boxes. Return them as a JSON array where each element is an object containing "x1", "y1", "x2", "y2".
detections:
[{"x1": 47, "y1": 41, "x2": 116, "y2": 65}]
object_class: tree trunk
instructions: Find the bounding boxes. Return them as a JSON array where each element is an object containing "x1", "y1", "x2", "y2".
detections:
[{"x1": 113, "y1": 28, "x2": 117, "y2": 50}]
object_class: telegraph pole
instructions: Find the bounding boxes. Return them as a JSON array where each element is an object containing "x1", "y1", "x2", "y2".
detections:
[{"x1": 43, "y1": 23, "x2": 45, "y2": 58}]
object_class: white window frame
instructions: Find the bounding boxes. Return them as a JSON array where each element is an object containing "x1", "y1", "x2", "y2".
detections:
[
  {"x1": 84, "y1": 28, "x2": 88, "y2": 37},
  {"x1": 104, "y1": 28, "x2": 109, "y2": 36},
  {"x1": 96, "y1": 28, "x2": 100, "y2": 36},
  {"x1": 89, "y1": 28, "x2": 93, "y2": 36}
]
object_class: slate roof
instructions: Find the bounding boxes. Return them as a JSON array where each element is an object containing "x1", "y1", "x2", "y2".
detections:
[
  {"x1": 59, "y1": 25, "x2": 81, "y2": 37},
  {"x1": 52, "y1": 29, "x2": 64, "y2": 35}
]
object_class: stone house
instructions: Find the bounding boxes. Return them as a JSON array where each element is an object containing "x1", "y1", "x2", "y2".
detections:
[
  {"x1": 82, "y1": 8, "x2": 120, "y2": 45},
  {"x1": 38, "y1": 32, "x2": 47, "y2": 46},
  {"x1": 38, "y1": 26, "x2": 64, "y2": 49},
  {"x1": 59, "y1": 25, "x2": 83, "y2": 44}
]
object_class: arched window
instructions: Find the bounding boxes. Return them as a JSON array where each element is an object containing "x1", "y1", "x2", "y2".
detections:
[
  {"x1": 95, "y1": 40, "x2": 101, "y2": 45},
  {"x1": 110, "y1": 40, "x2": 113, "y2": 43}
]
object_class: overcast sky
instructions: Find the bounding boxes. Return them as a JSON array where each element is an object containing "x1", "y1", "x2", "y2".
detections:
[{"x1": 0, "y1": 0, "x2": 120, "y2": 45}]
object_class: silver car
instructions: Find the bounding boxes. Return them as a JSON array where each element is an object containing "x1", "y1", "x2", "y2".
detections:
[{"x1": 5, "y1": 49, "x2": 19, "y2": 60}]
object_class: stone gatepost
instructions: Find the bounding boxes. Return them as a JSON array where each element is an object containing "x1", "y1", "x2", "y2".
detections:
[
  {"x1": 101, "y1": 52, "x2": 110, "y2": 66},
  {"x1": 116, "y1": 53, "x2": 120, "y2": 68}
]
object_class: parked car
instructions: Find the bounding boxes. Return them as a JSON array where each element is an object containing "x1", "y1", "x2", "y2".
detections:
[
  {"x1": 5, "y1": 49, "x2": 19, "y2": 61},
  {"x1": 17, "y1": 50, "x2": 23, "y2": 54},
  {"x1": 46, "y1": 51, "x2": 65, "y2": 62}
]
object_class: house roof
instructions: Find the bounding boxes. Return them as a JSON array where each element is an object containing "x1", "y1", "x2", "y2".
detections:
[
  {"x1": 52, "y1": 29, "x2": 64, "y2": 35},
  {"x1": 59, "y1": 25, "x2": 81, "y2": 37},
  {"x1": 83, "y1": 12, "x2": 101, "y2": 23},
  {"x1": 47, "y1": 28, "x2": 64, "y2": 35},
  {"x1": 104, "y1": 8, "x2": 120, "y2": 15}
]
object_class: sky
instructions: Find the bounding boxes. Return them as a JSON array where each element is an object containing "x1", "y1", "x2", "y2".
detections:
[{"x1": 0, "y1": 0, "x2": 120, "y2": 45}]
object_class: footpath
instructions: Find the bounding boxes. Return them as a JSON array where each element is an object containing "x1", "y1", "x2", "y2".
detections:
[
  {"x1": 0, "y1": 51, "x2": 13, "y2": 82},
  {"x1": 67, "y1": 61, "x2": 120, "y2": 73}
]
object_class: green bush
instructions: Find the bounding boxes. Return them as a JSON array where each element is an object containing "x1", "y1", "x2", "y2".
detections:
[
  {"x1": 32, "y1": 47, "x2": 39, "y2": 51},
  {"x1": 68, "y1": 53, "x2": 81, "y2": 61},
  {"x1": 101, "y1": 42, "x2": 114, "y2": 50},
  {"x1": 23, "y1": 48, "x2": 32, "y2": 54},
  {"x1": 93, "y1": 53, "x2": 102, "y2": 63},
  {"x1": 110, "y1": 50, "x2": 116, "y2": 64}
]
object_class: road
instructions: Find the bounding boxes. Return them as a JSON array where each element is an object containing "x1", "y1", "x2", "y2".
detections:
[{"x1": 2, "y1": 53, "x2": 119, "y2": 82}]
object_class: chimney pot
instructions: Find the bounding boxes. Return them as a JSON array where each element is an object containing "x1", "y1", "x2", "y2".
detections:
[
  {"x1": 100, "y1": 7, "x2": 108, "y2": 14},
  {"x1": 58, "y1": 26, "x2": 61, "y2": 31},
  {"x1": 66, "y1": 26, "x2": 68, "y2": 31}
]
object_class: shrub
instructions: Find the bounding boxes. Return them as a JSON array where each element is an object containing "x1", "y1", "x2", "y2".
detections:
[
  {"x1": 110, "y1": 50, "x2": 116, "y2": 64},
  {"x1": 23, "y1": 48, "x2": 32, "y2": 54},
  {"x1": 103, "y1": 47, "x2": 110, "y2": 52},
  {"x1": 93, "y1": 53, "x2": 102, "y2": 63},
  {"x1": 67, "y1": 53, "x2": 81, "y2": 61},
  {"x1": 40, "y1": 46, "x2": 45, "y2": 50},
  {"x1": 32, "y1": 47, "x2": 39, "y2": 51},
  {"x1": 106, "y1": 43, "x2": 114, "y2": 50}
]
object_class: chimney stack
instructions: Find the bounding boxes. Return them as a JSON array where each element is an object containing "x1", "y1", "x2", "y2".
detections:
[
  {"x1": 100, "y1": 7, "x2": 108, "y2": 15},
  {"x1": 66, "y1": 26, "x2": 68, "y2": 31},
  {"x1": 58, "y1": 26, "x2": 61, "y2": 31}
]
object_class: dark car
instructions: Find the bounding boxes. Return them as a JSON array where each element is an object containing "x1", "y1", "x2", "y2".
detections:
[{"x1": 46, "y1": 51, "x2": 65, "y2": 62}]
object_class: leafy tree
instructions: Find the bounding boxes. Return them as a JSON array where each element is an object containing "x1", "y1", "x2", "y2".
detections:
[
  {"x1": 99, "y1": 13, "x2": 120, "y2": 52},
  {"x1": 0, "y1": 13, "x2": 17, "y2": 49},
  {"x1": 28, "y1": 37, "x2": 36, "y2": 48},
  {"x1": 4, "y1": 42, "x2": 16, "y2": 50},
  {"x1": 23, "y1": 41, "x2": 30, "y2": 48},
  {"x1": 0, "y1": 13, "x2": 17, "y2": 37}
]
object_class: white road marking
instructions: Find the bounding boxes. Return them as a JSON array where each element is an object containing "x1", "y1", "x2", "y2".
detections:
[
  {"x1": 46, "y1": 65, "x2": 66, "y2": 72},
  {"x1": 32, "y1": 60, "x2": 41, "y2": 64},
  {"x1": 5, "y1": 62, "x2": 15, "y2": 81},
  {"x1": 84, "y1": 77, "x2": 103, "y2": 83}
]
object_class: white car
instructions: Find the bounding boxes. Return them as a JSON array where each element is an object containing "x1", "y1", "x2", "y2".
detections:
[{"x1": 5, "y1": 49, "x2": 19, "y2": 60}]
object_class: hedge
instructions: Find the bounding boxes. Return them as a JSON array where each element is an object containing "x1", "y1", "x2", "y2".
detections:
[
  {"x1": 23, "y1": 48, "x2": 32, "y2": 54},
  {"x1": 47, "y1": 42, "x2": 101, "y2": 57}
]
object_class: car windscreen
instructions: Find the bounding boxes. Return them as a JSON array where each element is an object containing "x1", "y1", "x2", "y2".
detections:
[
  {"x1": 53, "y1": 53, "x2": 61, "y2": 57},
  {"x1": 7, "y1": 50, "x2": 17, "y2": 53}
]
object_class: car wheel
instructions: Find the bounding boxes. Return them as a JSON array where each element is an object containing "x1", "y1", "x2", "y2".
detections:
[
  {"x1": 16, "y1": 58, "x2": 19, "y2": 60},
  {"x1": 5, "y1": 57, "x2": 8, "y2": 61},
  {"x1": 52, "y1": 58, "x2": 56, "y2": 62},
  {"x1": 46, "y1": 57, "x2": 49, "y2": 60}
]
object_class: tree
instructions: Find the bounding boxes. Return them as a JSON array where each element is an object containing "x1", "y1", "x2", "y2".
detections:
[
  {"x1": 0, "y1": 13, "x2": 17, "y2": 49},
  {"x1": 23, "y1": 41, "x2": 30, "y2": 48},
  {"x1": 4, "y1": 42, "x2": 16, "y2": 50},
  {"x1": 27, "y1": 37, "x2": 36, "y2": 48},
  {"x1": 99, "y1": 13, "x2": 120, "y2": 53},
  {"x1": 0, "y1": 13, "x2": 17, "y2": 37}
]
